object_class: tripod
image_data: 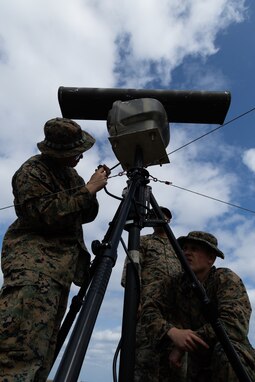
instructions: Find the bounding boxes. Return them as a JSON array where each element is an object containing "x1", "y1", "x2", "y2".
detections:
[{"x1": 53, "y1": 151, "x2": 253, "y2": 382}]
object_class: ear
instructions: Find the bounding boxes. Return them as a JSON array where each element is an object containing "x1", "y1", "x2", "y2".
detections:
[{"x1": 208, "y1": 253, "x2": 216, "y2": 266}]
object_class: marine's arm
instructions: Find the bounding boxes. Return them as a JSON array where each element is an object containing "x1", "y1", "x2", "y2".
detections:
[
  {"x1": 141, "y1": 277, "x2": 176, "y2": 345},
  {"x1": 194, "y1": 268, "x2": 252, "y2": 344},
  {"x1": 13, "y1": 160, "x2": 101, "y2": 229},
  {"x1": 142, "y1": 275, "x2": 208, "y2": 352}
]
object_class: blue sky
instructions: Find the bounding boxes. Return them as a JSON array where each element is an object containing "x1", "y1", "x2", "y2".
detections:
[{"x1": 0, "y1": 1, "x2": 255, "y2": 381}]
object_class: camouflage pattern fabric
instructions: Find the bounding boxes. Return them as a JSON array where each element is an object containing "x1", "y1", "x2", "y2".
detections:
[
  {"x1": 142, "y1": 266, "x2": 255, "y2": 381},
  {"x1": 122, "y1": 233, "x2": 184, "y2": 381},
  {"x1": 37, "y1": 117, "x2": 95, "y2": 159},
  {"x1": 1, "y1": 154, "x2": 99, "y2": 287},
  {"x1": 177, "y1": 231, "x2": 224, "y2": 259},
  {"x1": 0, "y1": 154, "x2": 99, "y2": 380},
  {"x1": 0, "y1": 272, "x2": 68, "y2": 382}
]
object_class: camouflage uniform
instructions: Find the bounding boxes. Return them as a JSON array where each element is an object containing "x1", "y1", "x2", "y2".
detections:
[
  {"x1": 122, "y1": 232, "x2": 184, "y2": 381},
  {"x1": 142, "y1": 266, "x2": 255, "y2": 381},
  {"x1": 0, "y1": 118, "x2": 100, "y2": 381}
]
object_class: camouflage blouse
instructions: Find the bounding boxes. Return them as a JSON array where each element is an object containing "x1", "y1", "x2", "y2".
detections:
[
  {"x1": 121, "y1": 233, "x2": 182, "y2": 290},
  {"x1": 1, "y1": 154, "x2": 99, "y2": 288},
  {"x1": 139, "y1": 233, "x2": 182, "y2": 288},
  {"x1": 142, "y1": 266, "x2": 255, "y2": 371}
]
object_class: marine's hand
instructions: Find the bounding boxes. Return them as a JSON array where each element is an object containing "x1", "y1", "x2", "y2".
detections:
[
  {"x1": 167, "y1": 327, "x2": 209, "y2": 352},
  {"x1": 86, "y1": 166, "x2": 108, "y2": 194},
  {"x1": 169, "y1": 347, "x2": 185, "y2": 368},
  {"x1": 98, "y1": 164, "x2": 111, "y2": 176}
]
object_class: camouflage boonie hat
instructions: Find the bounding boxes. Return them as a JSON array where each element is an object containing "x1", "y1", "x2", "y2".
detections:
[
  {"x1": 160, "y1": 206, "x2": 172, "y2": 220},
  {"x1": 37, "y1": 117, "x2": 95, "y2": 158},
  {"x1": 149, "y1": 206, "x2": 172, "y2": 220},
  {"x1": 177, "y1": 231, "x2": 224, "y2": 259}
]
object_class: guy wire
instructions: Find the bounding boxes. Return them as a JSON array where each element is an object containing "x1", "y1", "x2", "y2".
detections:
[
  {"x1": 170, "y1": 184, "x2": 255, "y2": 214},
  {"x1": 1, "y1": 107, "x2": 255, "y2": 214},
  {"x1": 168, "y1": 106, "x2": 255, "y2": 155}
]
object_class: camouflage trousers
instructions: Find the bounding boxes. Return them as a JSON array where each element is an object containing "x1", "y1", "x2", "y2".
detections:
[
  {"x1": 187, "y1": 342, "x2": 255, "y2": 382},
  {"x1": 134, "y1": 320, "x2": 186, "y2": 382},
  {"x1": 0, "y1": 272, "x2": 69, "y2": 382},
  {"x1": 134, "y1": 323, "x2": 254, "y2": 382}
]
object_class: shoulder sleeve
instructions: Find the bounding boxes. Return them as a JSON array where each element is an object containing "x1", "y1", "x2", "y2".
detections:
[
  {"x1": 141, "y1": 276, "x2": 176, "y2": 347},
  {"x1": 195, "y1": 268, "x2": 252, "y2": 344},
  {"x1": 12, "y1": 157, "x2": 98, "y2": 229}
]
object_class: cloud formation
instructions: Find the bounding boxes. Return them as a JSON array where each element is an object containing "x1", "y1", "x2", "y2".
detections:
[
  {"x1": 0, "y1": 1, "x2": 254, "y2": 381},
  {"x1": 243, "y1": 148, "x2": 255, "y2": 172}
]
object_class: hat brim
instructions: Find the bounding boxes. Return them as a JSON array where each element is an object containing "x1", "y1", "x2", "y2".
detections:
[
  {"x1": 177, "y1": 236, "x2": 224, "y2": 259},
  {"x1": 149, "y1": 207, "x2": 172, "y2": 220},
  {"x1": 159, "y1": 207, "x2": 172, "y2": 220},
  {"x1": 37, "y1": 130, "x2": 95, "y2": 158}
]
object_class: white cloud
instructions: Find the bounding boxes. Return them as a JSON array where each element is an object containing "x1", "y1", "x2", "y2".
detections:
[
  {"x1": 242, "y1": 148, "x2": 255, "y2": 172},
  {"x1": 0, "y1": 1, "x2": 254, "y2": 381},
  {"x1": 93, "y1": 328, "x2": 121, "y2": 342},
  {"x1": 93, "y1": 0, "x2": 246, "y2": 85}
]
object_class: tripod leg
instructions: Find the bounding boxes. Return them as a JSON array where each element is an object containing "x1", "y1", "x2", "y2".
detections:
[
  {"x1": 117, "y1": 163, "x2": 152, "y2": 382},
  {"x1": 53, "y1": 170, "x2": 145, "y2": 382},
  {"x1": 118, "y1": 207, "x2": 145, "y2": 380},
  {"x1": 52, "y1": 259, "x2": 98, "y2": 364}
]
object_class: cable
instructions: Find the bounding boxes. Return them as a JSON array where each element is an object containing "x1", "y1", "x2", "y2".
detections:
[
  {"x1": 112, "y1": 338, "x2": 122, "y2": 382},
  {"x1": 103, "y1": 185, "x2": 123, "y2": 201},
  {"x1": 0, "y1": 184, "x2": 86, "y2": 212},
  {"x1": 149, "y1": 173, "x2": 255, "y2": 214},
  {"x1": 1, "y1": 106, "x2": 255, "y2": 214},
  {"x1": 0, "y1": 177, "x2": 119, "y2": 212},
  {"x1": 171, "y1": 183, "x2": 255, "y2": 214},
  {"x1": 1, "y1": 174, "x2": 255, "y2": 215},
  {"x1": 168, "y1": 106, "x2": 255, "y2": 155}
]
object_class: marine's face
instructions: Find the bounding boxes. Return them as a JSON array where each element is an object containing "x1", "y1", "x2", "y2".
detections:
[
  {"x1": 153, "y1": 213, "x2": 171, "y2": 235},
  {"x1": 56, "y1": 153, "x2": 83, "y2": 168},
  {"x1": 182, "y1": 240, "x2": 215, "y2": 281}
]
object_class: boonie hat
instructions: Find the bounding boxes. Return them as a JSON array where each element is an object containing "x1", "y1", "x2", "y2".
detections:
[
  {"x1": 149, "y1": 206, "x2": 172, "y2": 220},
  {"x1": 159, "y1": 206, "x2": 172, "y2": 220},
  {"x1": 177, "y1": 231, "x2": 224, "y2": 259},
  {"x1": 37, "y1": 117, "x2": 95, "y2": 158}
]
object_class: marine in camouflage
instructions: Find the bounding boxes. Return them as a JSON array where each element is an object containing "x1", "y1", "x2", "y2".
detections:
[
  {"x1": 1, "y1": 154, "x2": 98, "y2": 288},
  {"x1": 0, "y1": 118, "x2": 100, "y2": 381},
  {"x1": 142, "y1": 255, "x2": 255, "y2": 381}
]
